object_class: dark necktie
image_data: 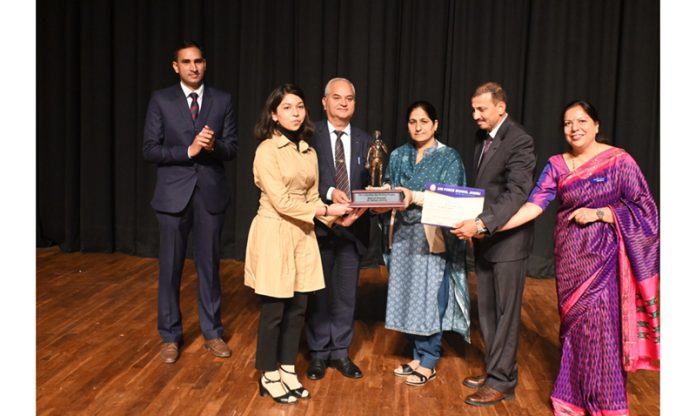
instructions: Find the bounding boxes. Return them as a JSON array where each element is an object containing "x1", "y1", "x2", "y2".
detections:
[
  {"x1": 334, "y1": 130, "x2": 350, "y2": 194},
  {"x1": 189, "y1": 92, "x2": 199, "y2": 120},
  {"x1": 477, "y1": 134, "x2": 493, "y2": 168}
]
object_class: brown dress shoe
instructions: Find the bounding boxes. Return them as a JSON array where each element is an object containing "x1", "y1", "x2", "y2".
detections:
[
  {"x1": 464, "y1": 385, "x2": 514, "y2": 407},
  {"x1": 160, "y1": 342, "x2": 179, "y2": 364},
  {"x1": 204, "y1": 338, "x2": 231, "y2": 358},
  {"x1": 463, "y1": 374, "x2": 486, "y2": 389}
]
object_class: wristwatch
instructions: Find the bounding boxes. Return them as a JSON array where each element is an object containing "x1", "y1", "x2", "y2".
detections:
[
  {"x1": 596, "y1": 208, "x2": 604, "y2": 221},
  {"x1": 475, "y1": 217, "x2": 488, "y2": 234}
]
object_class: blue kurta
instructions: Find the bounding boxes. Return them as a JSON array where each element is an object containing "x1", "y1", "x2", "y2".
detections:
[{"x1": 382, "y1": 141, "x2": 470, "y2": 340}]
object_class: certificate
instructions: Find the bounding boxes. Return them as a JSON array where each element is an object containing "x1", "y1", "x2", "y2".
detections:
[{"x1": 421, "y1": 183, "x2": 485, "y2": 228}]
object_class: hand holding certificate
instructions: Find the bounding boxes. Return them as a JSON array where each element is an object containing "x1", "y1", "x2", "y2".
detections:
[{"x1": 421, "y1": 183, "x2": 485, "y2": 228}]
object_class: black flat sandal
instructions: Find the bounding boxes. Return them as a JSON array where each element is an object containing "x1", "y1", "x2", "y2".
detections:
[
  {"x1": 393, "y1": 364, "x2": 416, "y2": 377},
  {"x1": 405, "y1": 369, "x2": 437, "y2": 386}
]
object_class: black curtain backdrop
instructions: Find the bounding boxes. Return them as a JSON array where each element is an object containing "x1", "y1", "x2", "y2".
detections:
[{"x1": 36, "y1": 0, "x2": 659, "y2": 278}]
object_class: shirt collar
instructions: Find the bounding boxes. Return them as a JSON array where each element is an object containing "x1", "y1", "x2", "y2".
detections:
[
  {"x1": 271, "y1": 133, "x2": 310, "y2": 152},
  {"x1": 180, "y1": 82, "x2": 204, "y2": 98},
  {"x1": 421, "y1": 139, "x2": 445, "y2": 157},
  {"x1": 327, "y1": 120, "x2": 351, "y2": 137},
  {"x1": 489, "y1": 113, "x2": 508, "y2": 139}
]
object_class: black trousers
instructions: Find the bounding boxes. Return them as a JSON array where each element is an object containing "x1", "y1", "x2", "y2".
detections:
[
  {"x1": 305, "y1": 236, "x2": 360, "y2": 360},
  {"x1": 155, "y1": 187, "x2": 225, "y2": 343},
  {"x1": 475, "y1": 256, "x2": 528, "y2": 395},
  {"x1": 256, "y1": 292, "x2": 309, "y2": 371}
]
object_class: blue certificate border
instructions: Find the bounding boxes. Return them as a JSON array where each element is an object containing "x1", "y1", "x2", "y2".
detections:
[{"x1": 423, "y1": 183, "x2": 485, "y2": 198}]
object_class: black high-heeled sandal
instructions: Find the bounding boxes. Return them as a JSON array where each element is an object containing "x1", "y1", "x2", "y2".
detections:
[
  {"x1": 259, "y1": 374, "x2": 297, "y2": 404},
  {"x1": 279, "y1": 366, "x2": 310, "y2": 399}
]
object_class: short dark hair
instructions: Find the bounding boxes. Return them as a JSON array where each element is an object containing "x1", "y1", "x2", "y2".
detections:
[
  {"x1": 472, "y1": 82, "x2": 507, "y2": 104},
  {"x1": 562, "y1": 99, "x2": 607, "y2": 143},
  {"x1": 406, "y1": 100, "x2": 439, "y2": 123},
  {"x1": 173, "y1": 41, "x2": 204, "y2": 61},
  {"x1": 254, "y1": 84, "x2": 315, "y2": 142},
  {"x1": 562, "y1": 99, "x2": 600, "y2": 124}
]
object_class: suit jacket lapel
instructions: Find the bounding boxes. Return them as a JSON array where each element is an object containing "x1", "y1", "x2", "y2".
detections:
[
  {"x1": 349, "y1": 133, "x2": 362, "y2": 191},
  {"x1": 477, "y1": 137, "x2": 499, "y2": 174},
  {"x1": 477, "y1": 118, "x2": 510, "y2": 175},
  {"x1": 172, "y1": 86, "x2": 193, "y2": 128},
  {"x1": 317, "y1": 122, "x2": 336, "y2": 180},
  {"x1": 474, "y1": 138, "x2": 483, "y2": 172},
  {"x1": 195, "y1": 86, "x2": 213, "y2": 131}
]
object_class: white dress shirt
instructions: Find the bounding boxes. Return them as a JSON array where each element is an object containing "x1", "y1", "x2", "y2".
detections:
[
  {"x1": 182, "y1": 83, "x2": 205, "y2": 159},
  {"x1": 326, "y1": 120, "x2": 352, "y2": 200}
]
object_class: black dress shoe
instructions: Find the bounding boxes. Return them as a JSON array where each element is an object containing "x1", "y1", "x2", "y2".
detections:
[
  {"x1": 330, "y1": 357, "x2": 363, "y2": 379},
  {"x1": 306, "y1": 358, "x2": 327, "y2": 380}
]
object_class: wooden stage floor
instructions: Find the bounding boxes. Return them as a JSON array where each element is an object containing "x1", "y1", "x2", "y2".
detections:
[{"x1": 37, "y1": 247, "x2": 659, "y2": 415}]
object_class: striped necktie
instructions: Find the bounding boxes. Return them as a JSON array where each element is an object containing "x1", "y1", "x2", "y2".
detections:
[
  {"x1": 334, "y1": 130, "x2": 350, "y2": 193},
  {"x1": 477, "y1": 134, "x2": 493, "y2": 168},
  {"x1": 189, "y1": 92, "x2": 199, "y2": 120}
]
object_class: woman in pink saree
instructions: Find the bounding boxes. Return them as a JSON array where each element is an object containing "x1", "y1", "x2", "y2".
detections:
[{"x1": 498, "y1": 100, "x2": 659, "y2": 415}]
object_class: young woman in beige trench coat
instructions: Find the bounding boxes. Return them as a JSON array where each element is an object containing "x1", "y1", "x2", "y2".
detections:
[{"x1": 244, "y1": 84, "x2": 366, "y2": 404}]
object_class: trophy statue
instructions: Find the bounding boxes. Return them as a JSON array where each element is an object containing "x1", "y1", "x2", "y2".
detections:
[
  {"x1": 350, "y1": 130, "x2": 405, "y2": 208},
  {"x1": 365, "y1": 130, "x2": 389, "y2": 187}
]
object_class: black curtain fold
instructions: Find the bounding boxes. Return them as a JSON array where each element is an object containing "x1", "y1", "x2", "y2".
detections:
[{"x1": 37, "y1": 0, "x2": 660, "y2": 278}]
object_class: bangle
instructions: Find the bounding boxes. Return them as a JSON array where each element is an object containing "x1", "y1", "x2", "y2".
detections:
[{"x1": 323, "y1": 205, "x2": 328, "y2": 216}]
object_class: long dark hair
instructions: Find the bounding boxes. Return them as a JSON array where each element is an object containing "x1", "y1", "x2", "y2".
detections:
[
  {"x1": 561, "y1": 99, "x2": 608, "y2": 143},
  {"x1": 254, "y1": 84, "x2": 315, "y2": 142}
]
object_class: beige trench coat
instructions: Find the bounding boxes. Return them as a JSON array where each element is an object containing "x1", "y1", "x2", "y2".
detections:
[{"x1": 244, "y1": 134, "x2": 333, "y2": 298}]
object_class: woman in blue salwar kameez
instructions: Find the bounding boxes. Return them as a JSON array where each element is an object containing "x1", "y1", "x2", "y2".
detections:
[{"x1": 378, "y1": 101, "x2": 471, "y2": 386}]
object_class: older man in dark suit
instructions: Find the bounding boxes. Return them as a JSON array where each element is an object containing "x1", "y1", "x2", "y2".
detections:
[
  {"x1": 143, "y1": 41, "x2": 237, "y2": 364},
  {"x1": 304, "y1": 78, "x2": 372, "y2": 380},
  {"x1": 452, "y1": 82, "x2": 536, "y2": 406}
]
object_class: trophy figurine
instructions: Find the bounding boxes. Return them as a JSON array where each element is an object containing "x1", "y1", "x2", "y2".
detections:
[
  {"x1": 365, "y1": 130, "x2": 389, "y2": 187},
  {"x1": 350, "y1": 130, "x2": 405, "y2": 208}
]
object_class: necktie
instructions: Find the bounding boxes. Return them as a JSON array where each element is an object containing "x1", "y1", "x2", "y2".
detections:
[
  {"x1": 334, "y1": 130, "x2": 350, "y2": 194},
  {"x1": 189, "y1": 92, "x2": 199, "y2": 120},
  {"x1": 477, "y1": 134, "x2": 493, "y2": 168}
]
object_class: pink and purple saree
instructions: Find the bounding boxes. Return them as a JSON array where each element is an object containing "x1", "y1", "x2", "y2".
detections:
[{"x1": 528, "y1": 147, "x2": 659, "y2": 415}]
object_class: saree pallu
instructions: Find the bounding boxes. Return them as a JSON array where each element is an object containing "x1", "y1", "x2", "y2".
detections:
[{"x1": 528, "y1": 148, "x2": 659, "y2": 415}]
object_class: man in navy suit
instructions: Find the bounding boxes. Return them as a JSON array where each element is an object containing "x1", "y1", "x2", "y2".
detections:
[
  {"x1": 143, "y1": 41, "x2": 237, "y2": 363},
  {"x1": 452, "y1": 82, "x2": 536, "y2": 406},
  {"x1": 305, "y1": 78, "x2": 372, "y2": 380}
]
